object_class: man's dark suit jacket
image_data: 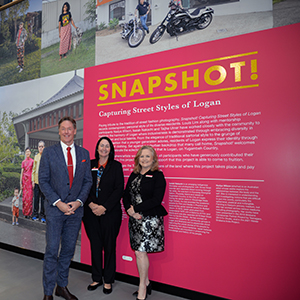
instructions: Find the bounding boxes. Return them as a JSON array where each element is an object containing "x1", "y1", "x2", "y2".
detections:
[{"x1": 39, "y1": 143, "x2": 92, "y2": 217}]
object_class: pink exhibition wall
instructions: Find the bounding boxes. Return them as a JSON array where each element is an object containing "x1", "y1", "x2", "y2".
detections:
[{"x1": 81, "y1": 23, "x2": 300, "y2": 300}]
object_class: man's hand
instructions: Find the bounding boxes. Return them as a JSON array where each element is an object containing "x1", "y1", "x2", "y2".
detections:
[
  {"x1": 56, "y1": 201, "x2": 80, "y2": 215},
  {"x1": 68, "y1": 201, "x2": 81, "y2": 213}
]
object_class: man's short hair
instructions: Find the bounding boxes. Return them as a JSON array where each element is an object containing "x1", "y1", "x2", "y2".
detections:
[{"x1": 58, "y1": 116, "x2": 76, "y2": 129}]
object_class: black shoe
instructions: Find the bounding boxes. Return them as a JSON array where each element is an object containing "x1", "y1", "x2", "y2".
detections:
[
  {"x1": 43, "y1": 296, "x2": 53, "y2": 300},
  {"x1": 146, "y1": 281, "x2": 152, "y2": 295},
  {"x1": 133, "y1": 282, "x2": 152, "y2": 296},
  {"x1": 103, "y1": 284, "x2": 112, "y2": 294},
  {"x1": 87, "y1": 282, "x2": 102, "y2": 291},
  {"x1": 147, "y1": 29, "x2": 149, "y2": 34}
]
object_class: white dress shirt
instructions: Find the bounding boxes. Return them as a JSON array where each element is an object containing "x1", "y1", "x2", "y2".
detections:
[{"x1": 60, "y1": 141, "x2": 76, "y2": 176}]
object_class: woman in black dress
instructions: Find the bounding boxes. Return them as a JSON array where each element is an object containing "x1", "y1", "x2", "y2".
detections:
[
  {"x1": 123, "y1": 146, "x2": 167, "y2": 300},
  {"x1": 83, "y1": 137, "x2": 124, "y2": 294}
]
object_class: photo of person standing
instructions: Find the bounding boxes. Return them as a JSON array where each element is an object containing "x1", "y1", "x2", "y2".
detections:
[
  {"x1": 135, "y1": 0, "x2": 151, "y2": 34},
  {"x1": 15, "y1": 22, "x2": 27, "y2": 73},
  {"x1": 58, "y1": 2, "x2": 78, "y2": 61},
  {"x1": 20, "y1": 147, "x2": 34, "y2": 218},
  {"x1": 32, "y1": 141, "x2": 46, "y2": 223},
  {"x1": 12, "y1": 188, "x2": 22, "y2": 226}
]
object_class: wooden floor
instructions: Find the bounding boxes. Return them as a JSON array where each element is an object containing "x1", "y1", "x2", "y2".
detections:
[{"x1": 0, "y1": 248, "x2": 186, "y2": 300}]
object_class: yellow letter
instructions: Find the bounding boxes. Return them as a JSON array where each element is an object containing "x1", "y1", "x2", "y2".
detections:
[
  {"x1": 204, "y1": 66, "x2": 226, "y2": 86},
  {"x1": 99, "y1": 84, "x2": 108, "y2": 101},
  {"x1": 230, "y1": 61, "x2": 245, "y2": 82},
  {"x1": 112, "y1": 82, "x2": 126, "y2": 99},
  {"x1": 148, "y1": 76, "x2": 161, "y2": 94},
  {"x1": 182, "y1": 69, "x2": 199, "y2": 89},
  {"x1": 130, "y1": 79, "x2": 145, "y2": 96},
  {"x1": 165, "y1": 73, "x2": 177, "y2": 92},
  {"x1": 251, "y1": 59, "x2": 258, "y2": 80}
]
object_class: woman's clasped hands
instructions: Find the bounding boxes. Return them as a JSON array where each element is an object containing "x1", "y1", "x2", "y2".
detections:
[{"x1": 89, "y1": 202, "x2": 106, "y2": 216}]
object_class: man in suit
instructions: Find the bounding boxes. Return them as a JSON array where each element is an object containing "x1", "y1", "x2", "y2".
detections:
[{"x1": 39, "y1": 116, "x2": 92, "y2": 300}]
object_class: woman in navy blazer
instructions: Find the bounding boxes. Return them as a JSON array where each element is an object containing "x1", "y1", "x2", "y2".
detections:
[
  {"x1": 83, "y1": 137, "x2": 124, "y2": 294},
  {"x1": 123, "y1": 146, "x2": 167, "y2": 300}
]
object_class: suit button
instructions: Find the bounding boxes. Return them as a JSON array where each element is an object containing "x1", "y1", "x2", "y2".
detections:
[
  {"x1": 67, "y1": 183, "x2": 69, "y2": 186},
  {"x1": 68, "y1": 193, "x2": 71, "y2": 195}
]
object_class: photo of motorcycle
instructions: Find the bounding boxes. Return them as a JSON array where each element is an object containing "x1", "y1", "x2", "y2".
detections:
[
  {"x1": 149, "y1": 0, "x2": 214, "y2": 44},
  {"x1": 120, "y1": 13, "x2": 146, "y2": 48}
]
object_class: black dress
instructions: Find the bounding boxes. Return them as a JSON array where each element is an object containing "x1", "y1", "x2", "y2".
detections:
[{"x1": 123, "y1": 170, "x2": 167, "y2": 253}]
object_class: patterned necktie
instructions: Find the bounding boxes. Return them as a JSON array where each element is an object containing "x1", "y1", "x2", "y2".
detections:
[
  {"x1": 96, "y1": 166, "x2": 104, "y2": 197},
  {"x1": 67, "y1": 147, "x2": 73, "y2": 188}
]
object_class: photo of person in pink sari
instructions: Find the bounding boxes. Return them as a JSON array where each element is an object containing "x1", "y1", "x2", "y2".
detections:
[
  {"x1": 58, "y1": 2, "x2": 78, "y2": 61},
  {"x1": 20, "y1": 147, "x2": 34, "y2": 218}
]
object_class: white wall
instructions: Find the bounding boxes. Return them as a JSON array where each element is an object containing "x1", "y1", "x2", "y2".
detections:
[
  {"x1": 96, "y1": 1, "x2": 109, "y2": 25},
  {"x1": 97, "y1": 0, "x2": 154, "y2": 26},
  {"x1": 97, "y1": 0, "x2": 136, "y2": 26},
  {"x1": 214, "y1": 0, "x2": 272, "y2": 15}
]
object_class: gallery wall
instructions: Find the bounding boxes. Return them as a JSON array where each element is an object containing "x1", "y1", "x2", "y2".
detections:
[{"x1": 0, "y1": 0, "x2": 300, "y2": 299}]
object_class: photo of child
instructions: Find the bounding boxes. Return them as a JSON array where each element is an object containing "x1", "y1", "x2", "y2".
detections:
[{"x1": 11, "y1": 188, "x2": 22, "y2": 226}]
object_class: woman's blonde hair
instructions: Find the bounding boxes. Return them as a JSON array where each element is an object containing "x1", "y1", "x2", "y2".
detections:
[{"x1": 133, "y1": 145, "x2": 159, "y2": 174}]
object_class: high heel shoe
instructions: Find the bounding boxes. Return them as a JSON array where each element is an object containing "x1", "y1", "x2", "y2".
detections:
[
  {"x1": 146, "y1": 281, "x2": 152, "y2": 295},
  {"x1": 133, "y1": 281, "x2": 152, "y2": 296}
]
